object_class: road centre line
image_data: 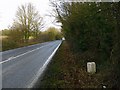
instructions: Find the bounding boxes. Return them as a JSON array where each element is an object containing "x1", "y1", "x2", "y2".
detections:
[{"x1": 0, "y1": 44, "x2": 53, "y2": 64}]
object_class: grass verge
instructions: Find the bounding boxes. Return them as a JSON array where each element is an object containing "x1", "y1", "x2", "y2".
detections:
[
  {"x1": 2, "y1": 39, "x2": 44, "y2": 51},
  {"x1": 38, "y1": 41, "x2": 119, "y2": 88}
]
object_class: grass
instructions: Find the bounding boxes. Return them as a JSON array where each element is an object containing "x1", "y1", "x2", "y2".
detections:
[
  {"x1": 2, "y1": 38, "x2": 42, "y2": 51},
  {"x1": 38, "y1": 41, "x2": 119, "y2": 88},
  {"x1": 0, "y1": 36, "x2": 8, "y2": 40},
  {"x1": 1, "y1": 35, "x2": 59, "y2": 51}
]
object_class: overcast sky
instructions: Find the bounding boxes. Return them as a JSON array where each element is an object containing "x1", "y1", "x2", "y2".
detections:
[{"x1": 0, "y1": 0, "x2": 61, "y2": 31}]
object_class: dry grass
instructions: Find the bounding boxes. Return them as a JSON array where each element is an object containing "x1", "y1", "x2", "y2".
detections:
[
  {"x1": 0, "y1": 36, "x2": 8, "y2": 40},
  {"x1": 39, "y1": 41, "x2": 119, "y2": 88},
  {"x1": 2, "y1": 38, "x2": 42, "y2": 51}
]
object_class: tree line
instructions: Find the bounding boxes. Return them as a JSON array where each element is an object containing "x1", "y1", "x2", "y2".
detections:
[
  {"x1": 2, "y1": 27, "x2": 62, "y2": 51},
  {"x1": 51, "y1": 1, "x2": 120, "y2": 87},
  {"x1": 2, "y1": 3, "x2": 62, "y2": 51}
]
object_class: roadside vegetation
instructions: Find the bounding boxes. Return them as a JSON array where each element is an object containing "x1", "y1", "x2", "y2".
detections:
[
  {"x1": 1, "y1": 27, "x2": 62, "y2": 51},
  {"x1": 39, "y1": 1, "x2": 120, "y2": 88},
  {"x1": 39, "y1": 41, "x2": 119, "y2": 88},
  {"x1": 1, "y1": 3, "x2": 62, "y2": 51},
  {"x1": 1, "y1": 1, "x2": 120, "y2": 88}
]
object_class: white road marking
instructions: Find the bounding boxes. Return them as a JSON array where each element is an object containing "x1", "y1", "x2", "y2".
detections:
[
  {"x1": 8, "y1": 56, "x2": 15, "y2": 60},
  {"x1": 0, "y1": 44, "x2": 51, "y2": 64},
  {"x1": 27, "y1": 41, "x2": 62, "y2": 88}
]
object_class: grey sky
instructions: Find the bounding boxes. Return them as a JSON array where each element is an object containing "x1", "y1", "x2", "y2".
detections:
[{"x1": 0, "y1": 0, "x2": 61, "y2": 31}]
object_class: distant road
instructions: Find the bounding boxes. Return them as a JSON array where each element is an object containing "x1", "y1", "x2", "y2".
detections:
[{"x1": 1, "y1": 40, "x2": 62, "y2": 88}]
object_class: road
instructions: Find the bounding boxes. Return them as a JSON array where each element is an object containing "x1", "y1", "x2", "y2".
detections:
[{"x1": 1, "y1": 40, "x2": 62, "y2": 88}]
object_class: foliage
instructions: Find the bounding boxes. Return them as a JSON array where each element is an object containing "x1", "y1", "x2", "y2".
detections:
[
  {"x1": 39, "y1": 41, "x2": 111, "y2": 88},
  {"x1": 13, "y1": 3, "x2": 43, "y2": 42},
  {"x1": 39, "y1": 27, "x2": 63, "y2": 42},
  {"x1": 2, "y1": 3, "x2": 63, "y2": 51},
  {"x1": 2, "y1": 38, "x2": 19, "y2": 51},
  {"x1": 8, "y1": 29, "x2": 24, "y2": 43},
  {"x1": 2, "y1": 27, "x2": 62, "y2": 51},
  {"x1": 51, "y1": 1, "x2": 120, "y2": 87},
  {"x1": 1, "y1": 29, "x2": 11, "y2": 36},
  {"x1": 2, "y1": 3, "x2": 45, "y2": 51},
  {"x1": 52, "y1": 1, "x2": 120, "y2": 60}
]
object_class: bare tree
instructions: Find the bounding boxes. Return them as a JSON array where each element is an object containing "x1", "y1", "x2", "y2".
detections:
[{"x1": 15, "y1": 3, "x2": 43, "y2": 42}]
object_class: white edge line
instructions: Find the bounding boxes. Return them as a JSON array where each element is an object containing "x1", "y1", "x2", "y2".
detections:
[
  {"x1": 27, "y1": 41, "x2": 62, "y2": 88},
  {"x1": 0, "y1": 44, "x2": 50, "y2": 64}
]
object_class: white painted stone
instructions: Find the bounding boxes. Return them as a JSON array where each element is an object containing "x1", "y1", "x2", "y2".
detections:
[
  {"x1": 103, "y1": 86, "x2": 106, "y2": 88},
  {"x1": 87, "y1": 62, "x2": 96, "y2": 74},
  {"x1": 62, "y1": 37, "x2": 65, "y2": 40}
]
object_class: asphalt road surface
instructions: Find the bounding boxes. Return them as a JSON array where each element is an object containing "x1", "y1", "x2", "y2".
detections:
[{"x1": 1, "y1": 40, "x2": 62, "y2": 88}]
